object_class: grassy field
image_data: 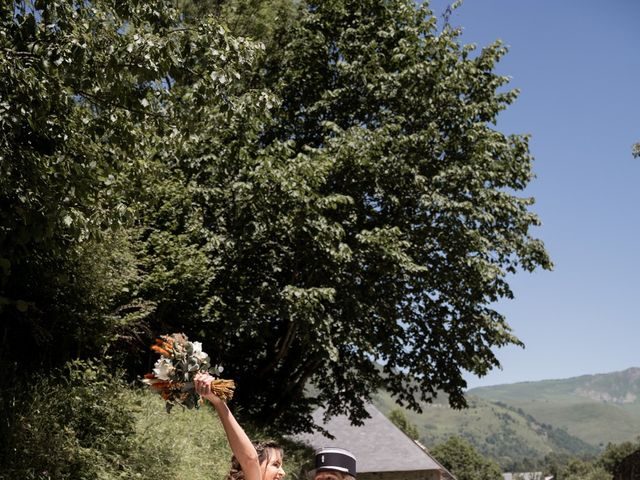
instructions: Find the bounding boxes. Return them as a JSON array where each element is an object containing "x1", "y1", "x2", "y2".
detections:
[{"x1": 128, "y1": 390, "x2": 233, "y2": 479}]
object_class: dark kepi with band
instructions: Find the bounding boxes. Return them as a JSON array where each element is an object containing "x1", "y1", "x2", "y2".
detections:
[{"x1": 314, "y1": 448, "x2": 357, "y2": 477}]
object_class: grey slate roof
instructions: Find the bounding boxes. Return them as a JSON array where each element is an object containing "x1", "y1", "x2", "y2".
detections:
[{"x1": 292, "y1": 403, "x2": 444, "y2": 473}]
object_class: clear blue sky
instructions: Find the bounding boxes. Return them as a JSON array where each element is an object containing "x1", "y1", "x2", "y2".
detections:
[{"x1": 423, "y1": 0, "x2": 640, "y2": 388}]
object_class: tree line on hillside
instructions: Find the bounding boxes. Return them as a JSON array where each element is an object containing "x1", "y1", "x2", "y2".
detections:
[
  {"x1": 389, "y1": 407, "x2": 640, "y2": 480},
  {"x1": 1, "y1": 0, "x2": 551, "y2": 461}
]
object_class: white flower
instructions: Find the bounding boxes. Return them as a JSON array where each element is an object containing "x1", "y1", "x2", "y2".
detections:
[
  {"x1": 191, "y1": 341, "x2": 209, "y2": 363},
  {"x1": 153, "y1": 357, "x2": 175, "y2": 380}
]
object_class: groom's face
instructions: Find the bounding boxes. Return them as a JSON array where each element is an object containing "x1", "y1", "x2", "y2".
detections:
[{"x1": 314, "y1": 471, "x2": 345, "y2": 480}]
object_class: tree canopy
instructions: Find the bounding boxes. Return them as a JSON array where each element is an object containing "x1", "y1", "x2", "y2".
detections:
[
  {"x1": 598, "y1": 440, "x2": 640, "y2": 475},
  {"x1": 430, "y1": 435, "x2": 503, "y2": 480},
  {"x1": 562, "y1": 459, "x2": 611, "y2": 480},
  {"x1": 1, "y1": 0, "x2": 551, "y2": 433},
  {"x1": 1, "y1": 0, "x2": 269, "y2": 365},
  {"x1": 388, "y1": 408, "x2": 420, "y2": 440}
]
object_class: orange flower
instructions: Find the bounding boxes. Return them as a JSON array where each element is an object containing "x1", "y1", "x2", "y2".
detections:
[
  {"x1": 153, "y1": 336, "x2": 174, "y2": 354},
  {"x1": 151, "y1": 345, "x2": 171, "y2": 357}
]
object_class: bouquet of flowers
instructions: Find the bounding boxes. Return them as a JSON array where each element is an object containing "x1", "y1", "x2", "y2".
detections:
[{"x1": 143, "y1": 333, "x2": 235, "y2": 412}]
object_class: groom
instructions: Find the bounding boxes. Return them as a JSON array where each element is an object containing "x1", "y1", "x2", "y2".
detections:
[{"x1": 310, "y1": 447, "x2": 357, "y2": 480}]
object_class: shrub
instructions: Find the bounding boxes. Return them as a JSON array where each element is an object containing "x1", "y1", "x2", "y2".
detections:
[{"x1": 0, "y1": 360, "x2": 143, "y2": 479}]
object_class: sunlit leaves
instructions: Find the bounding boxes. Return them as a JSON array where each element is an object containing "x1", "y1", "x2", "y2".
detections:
[{"x1": 0, "y1": 0, "x2": 266, "y2": 370}]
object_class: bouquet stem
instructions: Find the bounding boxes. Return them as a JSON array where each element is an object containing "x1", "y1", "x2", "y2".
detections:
[{"x1": 210, "y1": 378, "x2": 235, "y2": 401}]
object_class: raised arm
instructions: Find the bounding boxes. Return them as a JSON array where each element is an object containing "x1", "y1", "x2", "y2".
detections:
[{"x1": 194, "y1": 372, "x2": 262, "y2": 480}]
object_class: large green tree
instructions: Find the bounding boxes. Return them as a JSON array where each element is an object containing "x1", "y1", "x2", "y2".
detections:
[{"x1": 132, "y1": 0, "x2": 551, "y2": 432}]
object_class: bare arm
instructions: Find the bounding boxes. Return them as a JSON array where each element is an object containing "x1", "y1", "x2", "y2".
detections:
[{"x1": 194, "y1": 373, "x2": 262, "y2": 480}]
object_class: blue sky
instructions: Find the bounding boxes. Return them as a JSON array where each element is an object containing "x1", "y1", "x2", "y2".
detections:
[{"x1": 423, "y1": 0, "x2": 640, "y2": 388}]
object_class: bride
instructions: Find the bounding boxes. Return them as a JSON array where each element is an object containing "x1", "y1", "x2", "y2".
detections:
[{"x1": 194, "y1": 372, "x2": 286, "y2": 480}]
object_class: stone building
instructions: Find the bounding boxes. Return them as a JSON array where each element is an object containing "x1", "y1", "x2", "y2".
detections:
[{"x1": 292, "y1": 403, "x2": 456, "y2": 480}]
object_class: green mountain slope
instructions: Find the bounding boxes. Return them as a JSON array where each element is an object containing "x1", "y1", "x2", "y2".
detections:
[
  {"x1": 468, "y1": 367, "x2": 640, "y2": 446},
  {"x1": 373, "y1": 390, "x2": 597, "y2": 471}
]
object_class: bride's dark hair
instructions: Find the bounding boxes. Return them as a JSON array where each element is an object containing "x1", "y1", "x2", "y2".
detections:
[{"x1": 226, "y1": 441, "x2": 283, "y2": 480}]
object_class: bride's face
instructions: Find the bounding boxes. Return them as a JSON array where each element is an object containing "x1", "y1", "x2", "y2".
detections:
[{"x1": 262, "y1": 449, "x2": 285, "y2": 480}]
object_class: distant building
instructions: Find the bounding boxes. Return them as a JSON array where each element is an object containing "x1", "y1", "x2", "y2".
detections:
[
  {"x1": 502, "y1": 472, "x2": 553, "y2": 480},
  {"x1": 614, "y1": 449, "x2": 640, "y2": 480},
  {"x1": 503, "y1": 473, "x2": 552, "y2": 480},
  {"x1": 292, "y1": 403, "x2": 456, "y2": 480}
]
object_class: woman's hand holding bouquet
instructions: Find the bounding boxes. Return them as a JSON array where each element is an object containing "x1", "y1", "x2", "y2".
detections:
[{"x1": 194, "y1": 371, "x2": 226, "y2": 404}]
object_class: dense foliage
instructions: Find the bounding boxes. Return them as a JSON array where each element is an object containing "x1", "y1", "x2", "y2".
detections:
[
  {"x1": 560, "y1": 459, "x2": 611, "y2": 480},
  {"x1": 1, "y1": 361, "x2": 142, "y2": 479},
  {"x1": 598, "y1": 440, "x2": 640, "y2": 476},
  {"x1": 0, "y1": 0, "x2": 268, "y2": 368},
  {"x1": 137, "y1": 0, "x2": 552, "y2": 431},
  {"x1": 388, "y1": 407, "x2": 420, "y2": 440},
  {"x1": 1, "y1": 0, "x2": 551, "y2": 434}
]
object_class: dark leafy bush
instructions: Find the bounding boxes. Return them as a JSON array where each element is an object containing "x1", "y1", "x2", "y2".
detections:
[{"x1": 0, "y1": 360, "x2": 143, "y2": 479}]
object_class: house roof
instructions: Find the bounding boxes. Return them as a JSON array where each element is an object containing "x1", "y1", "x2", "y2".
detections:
[{"x1": 292, "y1": 403, "x2": 445, "y2": 474}]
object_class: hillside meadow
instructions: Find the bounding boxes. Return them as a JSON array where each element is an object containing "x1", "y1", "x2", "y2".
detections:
[
  {"x1": 373, "y1": 390, "x2": 597, "y2": 471},
  {"x1": 469, "y1": 368, "x2": 640, "y2": 446}
]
